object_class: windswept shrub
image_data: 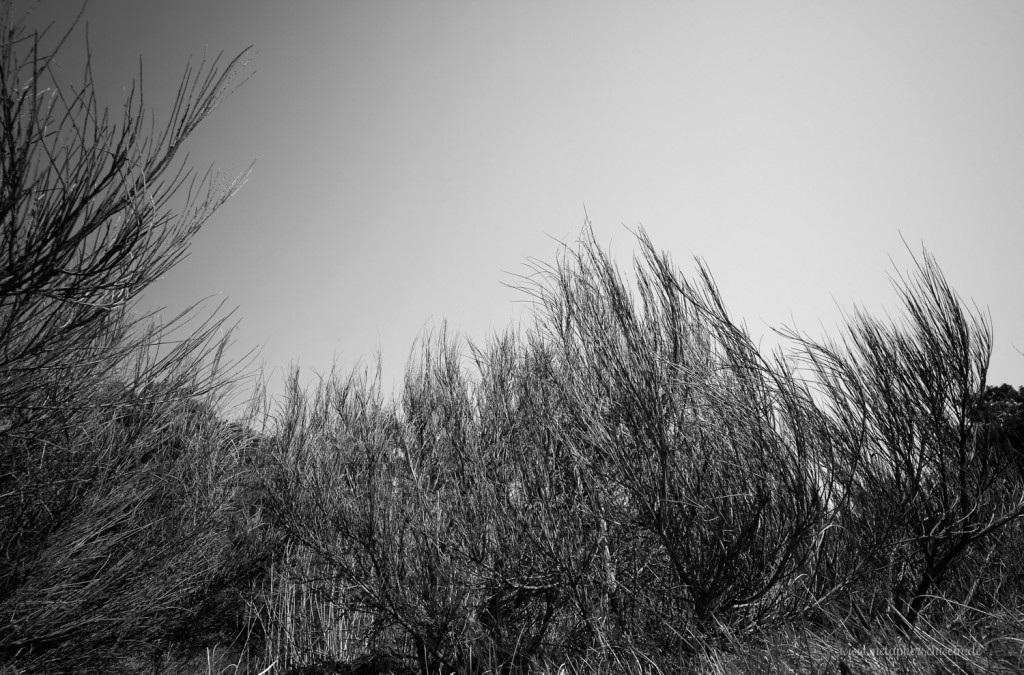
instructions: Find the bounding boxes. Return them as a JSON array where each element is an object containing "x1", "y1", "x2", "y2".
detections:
[
  {"x1": 0, "y1": 4, "x2": 250, "y2": 431},
  {"x1": 0, "y1": 385, "x2": 271, "y2": 673},
  {"x1": 788, "y1": 250, "x2": 1023, "y2": 633},
  {"x1": 256, "y1": 227, "x2": 1021, "y2": 672},
  {"x1": 262, "y1": 333, "x2": 598, "y2": 674},
  {"x1": 519, "y1": 228, "x2": 830, "y2": 650},
  {"x1": 258, "y1": 366, "x2": 416, "y2": 671},
  {"x1": 467, "y1": 331, "x2": 595, "y2": 664},
  {"x1": 6, "y1": 1, "x2": 1019, "y2": 672},
  {"x1": 0, "y1": 3, "x2": 255, "y2": 671}
]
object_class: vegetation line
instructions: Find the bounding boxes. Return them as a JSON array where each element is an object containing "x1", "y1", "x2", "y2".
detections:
[{"x1": 1, "y1": 4, "x2": 1022, "y2": 674}]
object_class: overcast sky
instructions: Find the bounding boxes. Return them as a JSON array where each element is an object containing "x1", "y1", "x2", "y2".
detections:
[{"x1": 21, "y1": 1, "x2": 1024, "y2": 404}]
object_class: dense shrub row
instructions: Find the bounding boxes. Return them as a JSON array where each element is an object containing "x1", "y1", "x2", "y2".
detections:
[
  {"x1": 250, "y1": 230, "x2": 1024, "y2": 674},
  {"x1": 2, "y1": 4, "x2": 1022, "y2": 674}
]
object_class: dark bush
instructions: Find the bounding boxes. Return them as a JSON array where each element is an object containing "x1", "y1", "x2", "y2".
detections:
[{"x1": 0, "y1": 2, "x2": 257, "y2": 671}]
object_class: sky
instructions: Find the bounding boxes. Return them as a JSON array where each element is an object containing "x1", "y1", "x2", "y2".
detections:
[{"x1": 18, "y1": 1, "x2": 1024, "y2": 406}]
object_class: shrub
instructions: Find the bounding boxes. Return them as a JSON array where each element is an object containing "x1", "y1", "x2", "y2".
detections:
[
  {"x1": 788, "y1": 250, "x2": 1024, "y2": 633},
  {"x1": 0, "y1": 3, "x2": 255, "y2": 671},
  {"x1": 258, "y1": 228, "x2": 1023, "y2": 671},
  {"x1": 519, "y1": 227, "x2": 830, "y2": 650}
]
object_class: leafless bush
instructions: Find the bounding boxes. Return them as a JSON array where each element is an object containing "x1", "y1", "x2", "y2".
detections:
[
  {"x1": 518, "y1": 227, "x2": 830, "y2": 650},
  {"x1": 0, "y1": 390, "x2": 269, "y2": 673},
  {"x1": 261, "y1": 331, "x2": 599, "y2": 673},
  {"x1": 258, "y1": 364, "x2": 432, "y2": 671},
  {"x1": 787, "y1": 248, "x2": 1022, "y2": 633},
  {"x1": 0, "y1": 3, "x2": 255, "y2": 671},
  {"x1": 468, "y1": 331, "x2": 598, "y2": 664},
  {"x1": 256, "y1": 228, "x2": 1022, "y2": 672},
  {"x1": 0, "y1": 1, "x2": 250, "y2": 433}
]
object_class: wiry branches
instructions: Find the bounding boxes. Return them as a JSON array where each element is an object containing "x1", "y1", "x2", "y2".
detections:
[
  {"x1": 787, "y1": 247, "x2": 1015, "y2": 631},
  {"x1": 0, "y1": 1, "x2": 253, "y2": 426},
  {"x1": 257, "y1": 225, "x2": 1021, "y2": 671},
  {"x1": 517, "y1": 226, "x2": 829, "y2": 645},
  {"x1": 0, "y1": 4, "x2": 258, "y2": 671}
]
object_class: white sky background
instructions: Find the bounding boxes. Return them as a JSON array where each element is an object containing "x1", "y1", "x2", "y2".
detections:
[{"x1": 21, "y1": 1, "x2": 1024, "y2": 405}]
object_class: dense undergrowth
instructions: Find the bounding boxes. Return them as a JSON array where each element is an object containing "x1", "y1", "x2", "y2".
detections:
[{"x1": 2, "y1": 3, "x2": 1023, "y2": 674}]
